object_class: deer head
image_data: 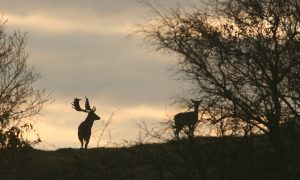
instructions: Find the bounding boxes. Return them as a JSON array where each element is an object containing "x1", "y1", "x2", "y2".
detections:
[{"x1": 190, "y1": 99, "x2": 202, "y2": 112}]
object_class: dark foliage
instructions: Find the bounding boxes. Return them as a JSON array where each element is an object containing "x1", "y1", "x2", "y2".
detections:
[
  {"x1": 0, "y1": 19, "x2": 50, "y2": 149},
  {"x1": 137, "y1": 0, "x2": 300, "y2": 179},
  {"x1": 0, "y1": 134, "x2": 299, "y2": 180}
]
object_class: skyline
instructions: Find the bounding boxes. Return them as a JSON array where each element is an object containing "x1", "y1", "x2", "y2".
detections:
[{"x1": 0, "y1": 0, "x2": 197, "y2": 149}]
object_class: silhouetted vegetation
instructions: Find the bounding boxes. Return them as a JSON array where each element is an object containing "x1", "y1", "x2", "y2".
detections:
[
  {"x1": 0, "y1": 133, "x2": 299, "y2": 180},
  {"x1": 1, "y1": 0, "x2": 299, "y2": 179},
  {"x1": 0, "y1": 19, "x2": 50, "y2": 149},
  {"x1": 137, "y1": 0, "x2": 300, "y2": 179}
]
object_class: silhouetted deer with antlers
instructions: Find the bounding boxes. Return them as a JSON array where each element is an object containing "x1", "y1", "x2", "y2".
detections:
[
  {"x1": 72, "y1": 97, "x2": 100, "y2": 149},
  {"x1": 174, "y1": 99, "x2": 202, "y2": 140}
]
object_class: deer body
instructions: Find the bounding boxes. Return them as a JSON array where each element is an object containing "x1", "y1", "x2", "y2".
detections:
[
  {"x1": 174, "y1": 100, "x2": 201, "y2": 140},
  {"x1": 72, "y1": 97, "x2": 100, "y2": 149}
]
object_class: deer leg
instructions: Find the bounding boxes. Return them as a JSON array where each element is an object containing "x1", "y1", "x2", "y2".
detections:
[
  {"x1": 84, "y1": 135, "x2": 91, "y2": 149},
  {"x1": 188, "y1": 125, "x2": 195, "y2": 139},
  {"x1": 79, "y1": 137, "x2": 84, "y2": 149},
  {"x1": 174, "y1": 128, "x2": 180, "y2": 140},
  {"x1": 175, "y1": 133, "x2": 179, "y2": 140}
]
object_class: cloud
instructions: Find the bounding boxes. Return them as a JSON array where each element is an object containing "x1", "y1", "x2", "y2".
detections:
[
  {"x1": 0, "y1": 0, "x2": 197, "y2": 149},
  {"x1": 6, "y1": 13, "x2": 134, "y2": 34},
  {"x1": 24, "y1": 30, "x2": 181, "y2": 107},
  {"x1": 0, "y1": 0, "x2": 197, "y2": 16}
]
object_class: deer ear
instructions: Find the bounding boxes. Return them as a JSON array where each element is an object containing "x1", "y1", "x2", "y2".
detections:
[{"x1": 190, "y1": 99, "x2": 195, "y2": 103}]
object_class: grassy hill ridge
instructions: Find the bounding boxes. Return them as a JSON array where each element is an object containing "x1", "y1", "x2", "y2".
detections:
[{"x1": 0, "y1": 135, "x2": 299, "y2": 180}]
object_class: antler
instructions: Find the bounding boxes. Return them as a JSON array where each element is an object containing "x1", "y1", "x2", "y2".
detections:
[
  {"x1": 72, "y1": 98, "x2": 88, "y2": 113},
  {"x1": 72, "y1": 97, "x2": 96, "y2": 113},
  {"x1": 85, "y1": 96, "x2": 91, "y2": 111},
  {"x1": 72, "y1": 98, "x2": 83, "y2": 111}
]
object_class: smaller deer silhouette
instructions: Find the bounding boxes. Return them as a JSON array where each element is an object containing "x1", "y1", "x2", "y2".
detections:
[
  {"x1": 174, "y1": 99, "x2": 202, "y2": 140},
  {"x1": 72, "y1": 97, "x2": 100, "y2": 149}
]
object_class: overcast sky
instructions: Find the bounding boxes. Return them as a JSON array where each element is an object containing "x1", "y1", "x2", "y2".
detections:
[{"x1": 1, "y1": 0, "x2": 199, "y2": 149}]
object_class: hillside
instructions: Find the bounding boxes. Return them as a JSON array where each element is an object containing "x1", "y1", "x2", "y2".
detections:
[{"x1": 0, "y1": 135, "x2": 299, "y2": 180}]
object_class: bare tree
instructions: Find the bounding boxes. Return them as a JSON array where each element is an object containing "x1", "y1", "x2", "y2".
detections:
[
  {"x1": 139, "y1": 0, "x2": 300, "y2": 144},
  {"x1": 0, "y1": 20, "x2": 50, "y2": 149},
  {"x1": 138, "y1": 0, "x2": 300, "y2": 178}
]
